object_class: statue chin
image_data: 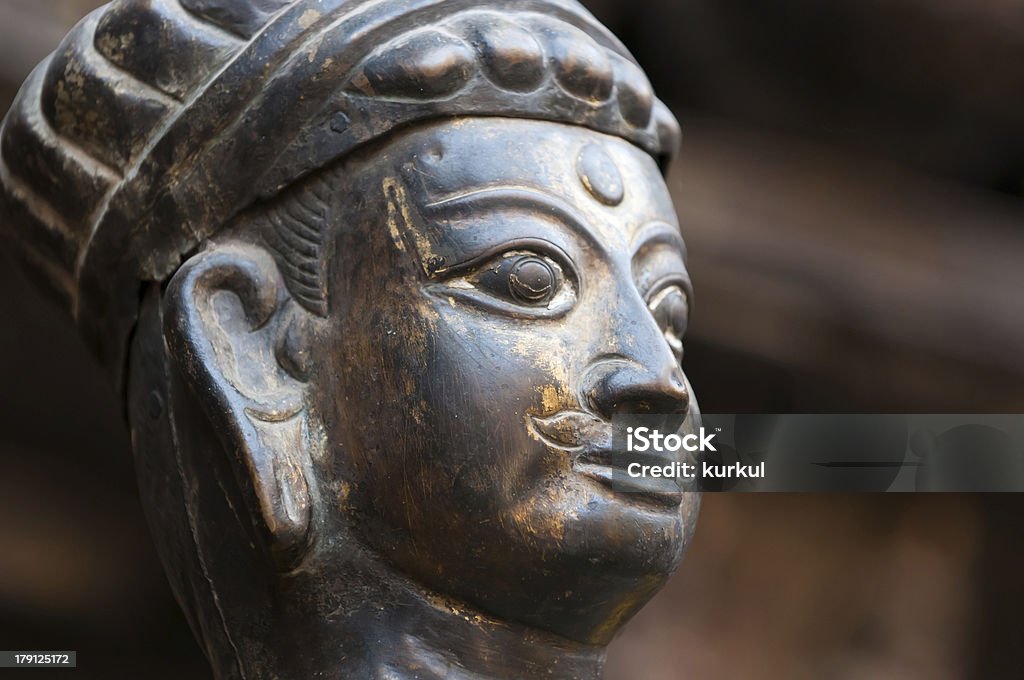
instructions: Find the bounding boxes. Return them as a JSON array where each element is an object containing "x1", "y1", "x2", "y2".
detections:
[{"x1": 3, "y1": 1, "x2": 697, "y2": 678}]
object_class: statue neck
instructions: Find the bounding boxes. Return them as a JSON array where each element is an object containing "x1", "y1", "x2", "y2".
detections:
[
  {"x1": 358, "y1": 595, "x2": 607, "y2": 679},
  {"x1": 261, "y1": 553, "x2": 607, "y2": 680}
]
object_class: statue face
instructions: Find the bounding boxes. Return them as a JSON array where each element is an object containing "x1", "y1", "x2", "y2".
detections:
[{"x1": 311, "y1": 118, "x2": 699, "y2": 643}]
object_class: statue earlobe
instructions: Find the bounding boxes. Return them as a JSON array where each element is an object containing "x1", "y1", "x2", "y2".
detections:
[{"x1": 163, "y1": 242, "x2": 314, "y2": 571}]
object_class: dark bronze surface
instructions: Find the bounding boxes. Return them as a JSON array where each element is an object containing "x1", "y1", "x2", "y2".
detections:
[{"x1": 0, "y1": 1, "x2": 698, "y2": 678}]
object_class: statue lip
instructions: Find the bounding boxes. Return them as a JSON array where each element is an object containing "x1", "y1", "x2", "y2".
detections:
[
  {"x1": 574, "y1": 462, "x2": 685, "y2": 508},
  {"x1": 528, "y1": 411, "x2": 685, "y2": 508},
  {"x1": 528, "y1": 410, "x2": 611, "y2": 451}
]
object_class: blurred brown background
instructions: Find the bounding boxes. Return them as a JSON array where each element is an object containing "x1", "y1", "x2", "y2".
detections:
[{"x1": 1, "y1": 1, "x2": 1023, "y2": 678}]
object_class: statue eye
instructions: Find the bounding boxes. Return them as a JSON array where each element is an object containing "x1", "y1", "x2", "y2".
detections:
[
  {"x1": 647, "y1": 284, "x2": 689, "y2": 357},
  {"x1": 471, "y1": 252, "x2": 564, "y2": 307},
  {"x1": 429, "y1": 246, "x2": 577, "y2": 318}
]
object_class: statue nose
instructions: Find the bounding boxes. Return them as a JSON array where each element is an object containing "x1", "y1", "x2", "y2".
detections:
[{"x1": 582, "y1": 357, "x2": 690, "y2": 420}]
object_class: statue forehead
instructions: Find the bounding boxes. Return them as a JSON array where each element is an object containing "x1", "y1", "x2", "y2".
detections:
[
  {"x1": 368, "y1": 119, "x2": 677, "y2": 228},
  {"x1": 323, "y1": 119, "x2": 683, "y2": 284}
]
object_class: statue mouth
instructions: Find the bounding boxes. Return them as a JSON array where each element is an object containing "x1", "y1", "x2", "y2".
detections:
[{"x1": 528, "y1": 411, "x2": 685, "y2": 508}]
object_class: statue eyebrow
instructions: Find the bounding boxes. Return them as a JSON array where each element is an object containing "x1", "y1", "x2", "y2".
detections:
[
  {"x1": 630, "y1": 221, "x2": 687, "y2": 261},
  {"x1": 422, "y1": 185, "x2": 610, "y2": 256}
]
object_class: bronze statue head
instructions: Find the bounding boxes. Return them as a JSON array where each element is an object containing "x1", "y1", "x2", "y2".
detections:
[{"x1": 1, "y1": 1, "x2": 699, "y2": 677}]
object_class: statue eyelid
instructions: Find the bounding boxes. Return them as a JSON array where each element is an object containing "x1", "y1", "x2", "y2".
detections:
[
  {"x1": 630, "y1": 222, "x2": 687, "y2": 262},
  {"x1": 642, "y1": 273, "x2": 693, "y2": 307},
  {"x1": 631, "y1": 232, "x2": 692, "y2": 303},
  {"x1": 425, "y1": 239, "x2": 579, "y2": 318},
  {"x1": 644, "y1": 274, "x2": 692, "y2": 311},
  {"x1": 430, "y1": 237, "x2": 577, "y2": 281},
  {"x1": 645, "y1": 278, "x2": 691, "y2": 358}
]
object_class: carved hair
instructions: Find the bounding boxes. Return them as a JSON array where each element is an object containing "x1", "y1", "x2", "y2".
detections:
[{"x1": 258, "y1": 175, "x2": 331, "y2": 316}]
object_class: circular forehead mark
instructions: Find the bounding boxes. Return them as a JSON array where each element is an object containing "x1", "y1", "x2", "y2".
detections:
[{"x1": 576, "y1": 143, "x2": 624, "y2": 206}]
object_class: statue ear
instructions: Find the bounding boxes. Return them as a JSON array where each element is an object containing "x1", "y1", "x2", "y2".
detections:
[{"x1": 163, "y1": 242, "x2": 315, "y2": 570}]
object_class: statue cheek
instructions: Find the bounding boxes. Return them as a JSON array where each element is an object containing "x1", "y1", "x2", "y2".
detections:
[{"x1": 431, "y1": 313, "x2": 574, "y2": 410}]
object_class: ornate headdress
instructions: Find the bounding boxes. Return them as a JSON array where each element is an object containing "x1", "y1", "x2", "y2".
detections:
[{"x1": 0, "y1": 0, "x2": 679, "y2": 385}]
